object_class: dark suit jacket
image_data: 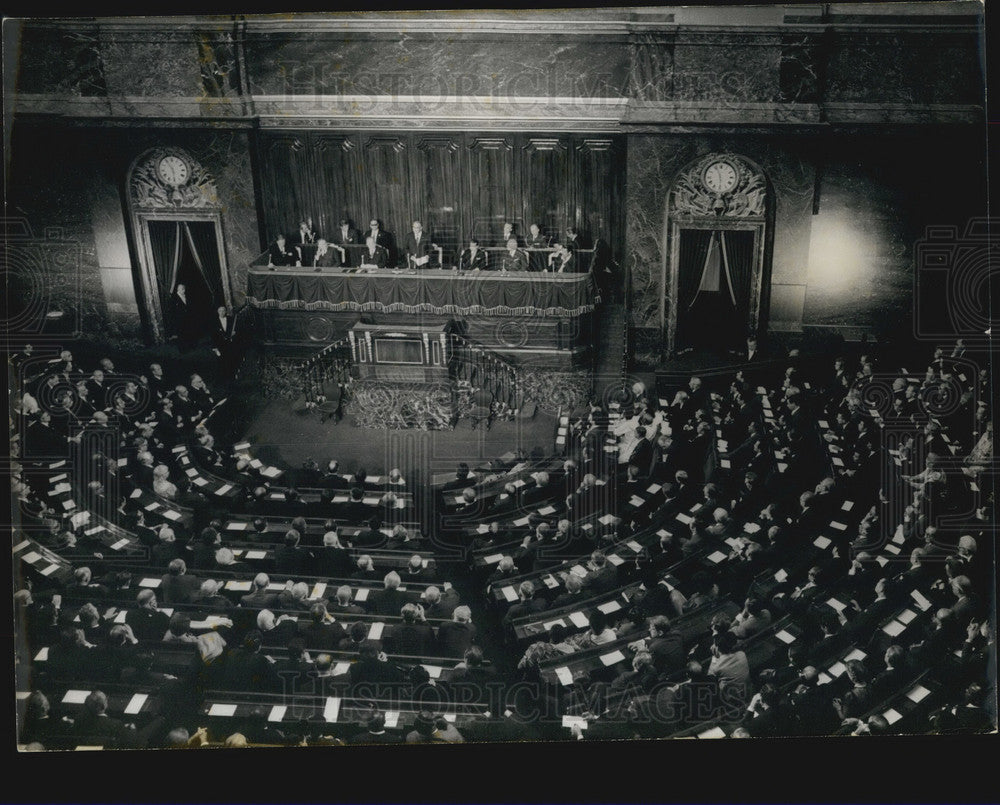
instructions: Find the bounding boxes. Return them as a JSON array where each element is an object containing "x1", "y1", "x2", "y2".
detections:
[
  {"x1": 159, "y1": 573, "x2": 202, "y2": 605},
  {"x1": 125, "y1": 607, "x2": 171, "y2": 642},
  {"x1": 436, "y1": 621, "x2": 476, "y2": 658},
  {"x1": 458, "y1": 248, "x2": 489, "y2": 271},
  {"x1": 298, "y1": 620, "x2": 348, "y2": 652},
  {"x1": 358, "y1": 246, "x2": 389, "y2": 269},
  {"x1": 369, "y1": 587, "x2": 408, "y2": 617},
  {"x1": 403, "y1": 232, "x2": 434, "y2": 265},
  {"x1": 240, "y1": 589, "x2": 278, "y2": 610},
  {"x1": 386, "y1": 622, "x2": 435, "y2": 656}
]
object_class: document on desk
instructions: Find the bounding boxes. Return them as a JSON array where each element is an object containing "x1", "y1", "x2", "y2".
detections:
[
  {"x1": 826, "y1": 598, "x2": 847, "y2": 613},
  {"x1": 675, "y1": 513, "x2": 693, "y2": 525},
  {"x1": 245, "y1": 550, "x2": 267, "y2": 560},
  {"x1": 109, "y1": 539, "x2": 129, "y2": 551},
  {"x1": 910, "y1": 589, "x2": 932, "y2": 611},
  {"x1": 162, "y1": 509, "x2": 181, "y2": 521},
  {"x1": 367, "y1": 622, "x2": 384, "y2": 641},
  {"x1": 268, "y1": 705, "x2": 287, "y2": 723},
  {"x1": 600, "y1": 650, "x2": 627, "y2": 666},
  {"x1": 629, "y1": 496, "x2": 645, "y2": 508},
  {"x1": 225, "y1": 580, "x2": 252, "y2": 592},
  {"x1": 896, "y1": 608, "x2": 917, "y2": 625},
  {"x1": 214, "y1": 484, "x2": 233, "y2": 496},
  {"x1": 774, "y1": 568, "x2": 788, "y2": 583},
  {"x1": 310, "y1": 583, "x2": 327, "y2": 600},
  {"x1": 62, "y1": 499, "x2": 77, "y2": 510},
  {"x1": 606, "y1": 553, "x2": 624, "y2": 566},
  {"x1": 597, "y1": 600, "x2": 621, "y2": 615},
  {"x1": 706, "y1": 551, "x2": 727, "y2": 564},
  {"x1": 562, "y1": 715, "x2": 588, "y2": 730},
  {"x1": 906, "y1": 684, "x2": 931, "y2": 704},
  {"x1": 323, "y1": 697, "x2": 341, "y2": 723},
  {"x1": 354, "y1": 588, "x2": 369, "y2": 602},
  {"x1": 555, "y1": 667, "x2": 574, "y2": 686},
  {"x1": 62, "y1": 690, "x2": 91, "y2": 704},
  {"x1": 598, "y1": 514, "x2": 617, "y2": 525},
  {"x1": 226, "y1": 521, "x2": 248, "y2": 531},
  {"x1": 143, "y1": 502, "x2": 159, "y2": 511},
  {"x1": 568, "y1": 611, "x2": 589, "y2": 628},
  {"x1": 882, "y1": 619, "x2": 906, "y2": 637},
  {"x1": 333, "y1": 662, "x2": 351, "y2": 676},
  {"x1": 500, "y1": 586, "x2": 518, "y2": 603},
  {"x1": 124, "y1": 693, "x2": 148, "y2": 715},
  {"x1": 421, "y1": 665, "x2": 443, "y2": 679},
  {"x1": 883, "y1": 708, "x2": 902, "y2": 725},
  {"x1": 775, "y1": 629, "x2": 795, "y2": 644},
  {"x1": 813, "y1": 536, "x2": 832, "y2": 549},
  {"x1": 828, "y1": 661, "x2": 847, "y2": 678},
  {"x1": 34, "y1": 647, "x2": 49, "y2": 661},
  {"x1": 383, "y1": 711, "x2": 400, "y2": 728},
  {"x1": 844, "y1": 648, "x2": 867, "y2": 662},
  {"x1": 698, "y1": 726, "x2": 727, "y2": 739},
  {"x1": 21, "y1": 551, "x2": 42, "y2": 565}
]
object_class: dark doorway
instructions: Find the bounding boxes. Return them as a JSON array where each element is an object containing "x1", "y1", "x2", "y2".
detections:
[
  {"x1": 676, "y1": 228, "x2": 756, "y2": 353},
  {"x1": 147, "y1": 220, "x2": 225, "y2": 346}
]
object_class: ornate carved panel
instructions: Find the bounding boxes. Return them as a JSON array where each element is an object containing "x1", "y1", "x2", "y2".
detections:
[
  {"x1": 669, "y1": 152, "x2": 767, "y2": 220},
  {"x1": 129, "y1": 147, "x2": 220, "y2": 209}
]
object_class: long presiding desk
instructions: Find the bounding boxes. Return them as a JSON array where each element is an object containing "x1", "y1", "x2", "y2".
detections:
[{"x1": 246, "y1": 261, "x2": 599, "y2": 366}]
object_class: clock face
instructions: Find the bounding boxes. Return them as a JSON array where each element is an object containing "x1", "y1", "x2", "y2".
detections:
[
  {"x1": 157, "y1": 155, "x2": 190, "y2": 187},
  {"x1": 703, "y1": 161, "x2": 739, "y2": 194}
]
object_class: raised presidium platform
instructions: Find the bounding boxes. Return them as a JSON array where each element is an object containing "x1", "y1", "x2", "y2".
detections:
[{"x1": 245, "y1": 251, "x2": 599, "y2": 369}]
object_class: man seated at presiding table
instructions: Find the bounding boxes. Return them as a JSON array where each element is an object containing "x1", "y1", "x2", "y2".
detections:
[
  {"x1": 457, "y1": 238, "x2": 489, "y2": 271},
  {"x1": 267, "y1": 233, "x2": 300, "y2": 268},
  {"x1": 358, "y1": 236, "x2": 390, "y2": 270},
  {"x1": 495, "y1": 238, "x2": 529, "y2": 273},
  {"x1": 310, "y1": 238, "x2": 339, "y2": 270}
]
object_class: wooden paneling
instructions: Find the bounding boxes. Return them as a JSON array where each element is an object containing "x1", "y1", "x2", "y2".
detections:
[
  {"x1": 468, "y1": 137, "x2": 516, "y2": 246},
  {"x1": 416, "y1": 137, "x2": 463, "y2": 263},
  {"x1": 522, "y1": 137, "x2": 570, "y2": 245},
  {"x1": 258, "y1": 135, "x2": 316, "y2": 241},
  {"x1": 258, "y1": 131, "x2": 624, "y2": 263}
]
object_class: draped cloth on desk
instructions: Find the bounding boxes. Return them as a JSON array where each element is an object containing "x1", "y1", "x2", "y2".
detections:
[{"x1": 246, "y1": 270, "x2": 597, "y2": 317}]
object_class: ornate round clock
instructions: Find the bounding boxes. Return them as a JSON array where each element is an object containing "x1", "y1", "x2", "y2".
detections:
[
  {"x1": 703, "y1": 160, "x2": 739, "y2": 194},
  {"x1": 156, "y1": 154, "x2": 191, "y2": 187}
]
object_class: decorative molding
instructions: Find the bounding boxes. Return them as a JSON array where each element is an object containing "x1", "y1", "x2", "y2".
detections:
[
  {"x1": 129, "y1": 146, "x2": 220, "y2": 209},
  {"x1": 469, "y1": 137, "x2": 514, "y2": 152}
]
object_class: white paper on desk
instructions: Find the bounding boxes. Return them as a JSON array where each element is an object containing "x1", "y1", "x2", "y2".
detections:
[
  {"x1": 818, "y1": 420, "x2": 830, "y2": 430},
  {"x1": 831, "y1": 521, "x2": 847, "y2": 531},
  {"x1": 555, "y1": 667, "x2": 574, "y2": 686},
  {"x1": 828, "y1": 444, "x2": 841, "y2": 454},
  {"x1": 896, "y1": 608, "x2": 917, "y2": 625},
  {"x1": 62, "y1": 690, "x2": 90, "y2": 704},
  {"x1": 185, "y1": 468, "x2": 199, "y2": 478},
  {"x1": 743, "y1": 522, "x2": 761, "y2": 534},
  {"x1": 775, "y1": 630, "x2": 795, "y2": 644},
  {"x1": 39, "y1": 564, "x2": 58, "y2": 577},
  {"x1": 600, "y1": 650, "x2": 626, "y2": 667},
  {"x1": 261, "y1": 466, "x2": 282, "y2": 479},
  {"x1": 828, "y1": 661, "x2": 847, "y2": 678},
  {"x1": 555, "y1": 436, "x2": 566, "y2": 446},
  {"x1": 34, "y1": 647, "x2": 49, "y2": 661},
  {"x1": 354, "y1": 588, "x2": 369, "y2": 602},
  {"x1": 332, "y1": 494, "x2": 349, "y2": 504},
  {"x1": 826, "y1": 598, "x2": 846, "y2": 613},
  {"x1": 192, "y1": 477, "x2": 209, "y2": 488},
  {"x1": 882, "y1": 620, "x2": 906, "y2": 637},
  {"x1": 969, "y1": 481, "x2": 979, "y2": 492},
  {"x1": 538, "y1": 505, "x2": 556, "y2": 516},
  {"x1": 840, "y1": 500, "x2": 854, "y2": 512},
  {"x1": 580, "y1": 523, "x2": 593, "y2": 531},
  {"x1": 12, "y1": 540, "x2": 30, "y2": 553},
  {"x1": 368, "y1": 622, "x2": 385, "y2": 641},
  {"x1": 248, "y1": 459, "x2": 263, "y2": 469},
  {"x1": 143, "y1": 502, "x2": 159, "y2": 511},
  {"x1": 311, "y1": 583, "x2": 327, "y2": 600},
  {"x1": 568, "y1": 611, "x2": 589, "y2": 628},
  {"x1": 906, "y1": 685, "x2": 931, "y2": 703},
  {"x1": 883, "y1": 708, "x2": 903, "y2": 725},
  {"x1": 413, "y1": 254, "x2": 430, "y2": 266},
  {"x1": 542, "y1": 575, "x2": 559, "y2": 588},
  {"x1": 320, "y1": 696, "x2": 341, "y2": 723},
  {"x1": 544, "y1": 619, "x2": 566, "y2": 631},
  {"x1": 629, "y1": 496, "x2": 645, "y2": 508},
  {"x1": 233, "y1": 441, "x2": 251, "y2": 452},
  {"x1": 598, "y1": 600, "x2": 621, "y2": 615},
  {"x1": 21, "y1": 551, "x2": 42, "y2": 564},
  {"x1": 724, "y1": 537, "x2": 743, "y2": 551},
  {"x1": 49, "y1": 473, "x2": 68, "y2": 484},
  {"x1": 483, "y1": 554, "x2": 504, "y2": 564},
  {"x1": 675, "y1": 513, "x2": 693, "y2": 525},
  {"x1": 884, "y1": 543, "x2": 900, "y2": 555},
  {"x1": 227, "y1": 521, "x2": 248, "y2": 531},
  {"x1": 130, "y1": 488, "x2": 142, "y2": 499},
  {"x1": 500, "y1": 586, "x2": 518, "y2": 603},
  {"x1": 598, "y1": 514, "x2": 616, "y2": 525},
  {"x1": 607, "y1": 553, "x2": 625, "y2": 566},
  {"x1": 361, "y1": 496, "x2": 380, "y2": 505},
  {"x1": 109, "y1": 539, "x2": 129, "y2": 551},
  {"x1": 817, "y1": 672, "x2": 832, "y2": 685},
  {"x1": 513, "y1": 516, "x2": 530, "y2": 526},
  {"x1": 706, "y1": 551, "x2": 727, "y2": 564},
  {"x1": 245, "y1": 550, "x2": 267, "y2": 560},
  {"x1": 774, "y1": 568, "x2": 788, "y2": 583},
  {"x1": 719, "y1": 459, "x2": 732, "y2": 469},
  {"x1": 162, "y1": 509, "x2": 181, "y2": 522},
  {"x1": 225, "y1": 580, "x2": 252, "y2": 592},
  {"x1": 421, "y1": 664, "x2": 443, "y2": 679},
  {"x1": 910, "y1": 589, "x2": 932, "y2": 611},
  {"x1": 698, "y1": 726, "x2": 727, "y2": 739},
  {"x1": 383, "y1": 710, "x2": 400, "y2": 729},
  {"x1": 61, "y1": 500, "x2": 76, "y2": 510},
  {"x1": 813, "y1": 536, "x2": 832, "y2": 549},
  {"x1": 777, "y1": 462, "x2": 789, "y2": 473},
  {"x1": 625, "y1": 540, "x2": 642, "y2": 553},
  {"x1": 124, "y1": 693, "x2": 148, "y2": 715},
  {"x1": 831, "y1": 457, "x2": 844, "y2": 467},
  {"x1": 512, "y1": 478, "x2": 527, "y2": 488},
  {"x1": 475, "y1": 524, "x2": 490, "y2": 534},
  {"x1": 180, "y1": 456, "x2": 190, "y2": 465},
  {"x1": 268, "y1": 705, "x2": 287, "y2": 723},
  {"x1": 333, "y1": 662, "x2": 351, "y2": 676},
  {"x1": 561, "y1": 715, "x2": 588, "y2": 730},
  {"x1": 266, "y1": 583, "x2": 285, "y2": 592},
  {"x1": 52, "y1": 482, "x2": 71, "y2": 494},
  {"x1": 875, "y1": 556, "x2": 889, "y2": 567},
  {"x1": 717, "y1": 441, "x2": 728, "y2": 451},
  {"x1": 214, "y1": 484, "x2": 233, "y2": 496},
  {"x1": 114, "y1": 611, "x2": 127, "y2": 624}
]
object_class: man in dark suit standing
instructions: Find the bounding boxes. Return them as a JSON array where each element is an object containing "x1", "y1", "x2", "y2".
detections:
[
  {"x1": 403, "y1": 220, "x2": 438, "y2": 270},
  {"x1": 359, "y1": 236, "x2": 389, "y2": 270},
  {"x1": 330, "y1": 219, "x2": 360, "y2": 266},
  {"x1": 458, "y1": 238, "x2": 489, "y2": 271},
  {"x1": 211, "y1": 305, "x2": 243, "y2": 382},
  {"x1": 525, "y1": 223, "x2": 550, "y2": 271}
]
